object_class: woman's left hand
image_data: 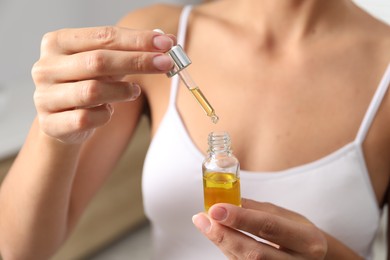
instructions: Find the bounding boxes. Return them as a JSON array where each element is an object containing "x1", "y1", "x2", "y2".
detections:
[{"x1": 192, "y1": 198, "x2": 328, "y2": 259}]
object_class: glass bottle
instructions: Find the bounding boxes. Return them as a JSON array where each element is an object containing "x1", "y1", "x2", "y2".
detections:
[{"x1": 202, "y1": 131, "x2": 241, "y2": 211}]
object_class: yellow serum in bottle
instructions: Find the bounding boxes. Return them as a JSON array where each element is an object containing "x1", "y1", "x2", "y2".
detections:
[{"x1": 202, "y1": 132, "x2": 241, "y2": 211}]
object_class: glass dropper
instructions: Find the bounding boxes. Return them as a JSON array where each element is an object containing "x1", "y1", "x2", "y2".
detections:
[
  {"x1": 165, "y1": 43, "x2": 219, "y2": 124},
  {"x1": 176, "y1": 60, "x2": 219, "y2": 124}
]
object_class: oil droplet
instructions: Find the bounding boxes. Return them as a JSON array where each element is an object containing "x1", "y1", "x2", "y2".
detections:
[{"x1": 210, "y1": 114, "x2": 219, "y2": 124}]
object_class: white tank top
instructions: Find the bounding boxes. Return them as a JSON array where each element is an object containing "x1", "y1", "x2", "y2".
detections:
[{"x1": 142, "y1": 5, "x2": 390, "y2": 260}]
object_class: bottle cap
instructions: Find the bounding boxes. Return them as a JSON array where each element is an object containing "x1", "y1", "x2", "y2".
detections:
[{"x1": 166, "y1": 44, "x2": 192, "y2": 77}]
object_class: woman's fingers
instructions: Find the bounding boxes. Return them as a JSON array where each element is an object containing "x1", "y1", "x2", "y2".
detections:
[
  {"x1": 33, "y1": 27, "x2": 175, "y2": 85},
  {"x1": 67, "y1": 49, "x2": 173, "y2": 78},
  {"x1": 193, "y1": 202, "x2": 328, "y2": 259},
  {"x1": 192, "y1": 213, "x2": 293, "y2": 259},
  {"x1": 34, "y1": 80, "x2": 140, "y2": 112},
  {"x1": 32, "y1": 49, "x2": 173, "y2": 84},
  {"x1": 38, "y1": 104, "x2": 113, "y2": 143},
  {"x1": 31, "y1": 26, "x2": 174, "y2": 144},
  {"x1": 204, "y1": 203, "x2": 327, "y2": 258},
  {"x1": 242, "y1": 198, "x2": 310, "y2": 223},
  {"x1": 40, "y1": 27, "x2": 175, "y2": 56}
]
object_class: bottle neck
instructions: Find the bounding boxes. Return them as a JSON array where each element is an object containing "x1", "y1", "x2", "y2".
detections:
[{"x1": 208, "y1": 131, "x2": 232, "y2": 155}]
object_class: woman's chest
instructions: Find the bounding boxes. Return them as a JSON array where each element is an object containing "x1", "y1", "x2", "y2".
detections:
[{"x1": 144, "y1": 60, "x2": 390, "y2": 205}]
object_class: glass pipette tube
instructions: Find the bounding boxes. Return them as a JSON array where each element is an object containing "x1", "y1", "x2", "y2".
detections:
[
  {"x1": 177, "y1": 69, "x2": 219, "y2": 124},
  {"x1": 164, "y1": 41, "x2": 219, "y2": 124}
]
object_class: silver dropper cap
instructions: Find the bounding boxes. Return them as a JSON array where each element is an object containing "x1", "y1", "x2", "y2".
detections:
[{"x1": 166, "y1": 44, "x2": 192, "y2": 77}]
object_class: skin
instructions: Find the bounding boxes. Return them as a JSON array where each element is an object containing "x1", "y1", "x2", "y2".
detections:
[{"x1": 0, "y1": 0, "x2": 390, "y2": 259}]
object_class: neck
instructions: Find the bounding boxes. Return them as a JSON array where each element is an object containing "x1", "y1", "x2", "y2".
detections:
[{"x1": 228, "y1": 0, "x2": 352, "y2": 40}]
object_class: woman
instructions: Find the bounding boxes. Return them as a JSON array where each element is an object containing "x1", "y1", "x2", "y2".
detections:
[{"x1": 1, "y1": 1, "x2": 389, "y2": 259}]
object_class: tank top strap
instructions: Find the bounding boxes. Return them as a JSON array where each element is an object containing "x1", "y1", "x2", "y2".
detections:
[
  {"x1": 355, "y1": 63, "x2": 390, "y2": 145},
  {"x1": 168, "y1": 5, "x2": 193, "y2": 106}
]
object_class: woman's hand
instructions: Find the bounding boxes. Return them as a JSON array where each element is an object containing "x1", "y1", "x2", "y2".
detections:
[
  {"x1": 193, "y1": 198, "x2": 328, "y2": 259},
  {"x1": 32, "y1": 26, "x2": 174, "y2": 144}
]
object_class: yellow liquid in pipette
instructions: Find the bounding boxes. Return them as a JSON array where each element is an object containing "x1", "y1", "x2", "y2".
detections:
[
  {"x1": 190, "y1": 87, "x2": 219, "y2": 124},
  {"x1": 203, "y1": 172, "x2": 241, "y2": 211}
]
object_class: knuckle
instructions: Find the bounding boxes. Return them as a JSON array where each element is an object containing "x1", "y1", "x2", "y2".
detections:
[
  {"x1": 132, "y1": 32, "x2": 144, "y2": 50},
  {"x1": 80, "y1": 80, "x2": 101, "y2": 104},
  {"x1": 258, "y1": 216, "x2": 279, "y2": 239},
  {"x1": 95, "y1": 26, "x2": 116, "y2": 46},
  {"x1": 211, "y1": 229, "x2": 227, "y2": 246},
  {"x1": 245, "y1": 249, "x2": 264, "y2": 260},
  {"x1": 307, "y1": 234, "x2": 327, "y2": 259},
  {"x1": 71, "y1": 110, "x2": 90, "y2": 131},
  {"x1": 37, "y1": 114, "x2": 49, "y2": 131},
  {"x1": 31, "y1": 60, "x2": 47, "y2": 84},
  {"x1": 38, "y1": 114, "x2": 58, "y2": 139},
  {"x1": 33, "y1": 90, "x2": 44, "y2": 110},
  {"x1": 130, "y1": 54, "x2": 147, "y2": 72},
  {"x1": 85, "y1": 51, "x2": 106, "y2": 73},
  {"x1": 40, "y1": 31, "x2": 57, "y2": 51},
  {"x1": 232, "y1": 211, "x2": 246, "y2": 228}
]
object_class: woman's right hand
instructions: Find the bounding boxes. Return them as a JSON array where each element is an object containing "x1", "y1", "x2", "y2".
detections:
[{"x1": 32, "y1": 26, "x2": 174, "y2": 144}]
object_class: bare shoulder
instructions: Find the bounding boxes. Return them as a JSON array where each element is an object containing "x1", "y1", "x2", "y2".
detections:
[
  {"x1": 374, "y1": 24, "x2": 390, "y2": 66},
  {"x1": 116, "y1": 4, "x2": 183, "y2": 35},
  {"x1": 354, "y1": 7, "x2": 390, "y2": 63},
  {"x1": 371, "y1": 19, "x2": 390, "y2": 58}
]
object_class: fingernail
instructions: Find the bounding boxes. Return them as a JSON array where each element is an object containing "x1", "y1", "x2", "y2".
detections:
[
  {"x1": 152, "y1": 54, "x2": 173, "y2": 71},
  {"x1": 210, "y1": 206, "x2": 227, "y2": 222},
  {"x1": 153, "y1": 35, "x2": 173, "y2": 50},
  {"x1": 153, "y1": 28, "x2": 165, "y2": 34},
  {"x1": 129, "y1": 83, "x2": 141, "y2": 101},
  {"x1": 192, "y1": 214, "x2": 211, "y2": 233}
]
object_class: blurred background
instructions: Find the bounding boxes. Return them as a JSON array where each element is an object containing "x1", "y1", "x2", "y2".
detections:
[
  {"x1": 0, "y1": 0, "x2": 199, "y2": 159},
  {"x1": 0, "y1": 0, "x2": 389, "y2": 259},
  {"x1": 0, "y1": 0, "x2": 389, "y2": 159}
]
